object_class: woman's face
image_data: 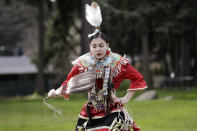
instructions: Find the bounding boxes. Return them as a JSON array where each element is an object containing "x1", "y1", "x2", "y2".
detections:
[{"x1": 90, "y1": 37, "x2": 109, "y2": 60}]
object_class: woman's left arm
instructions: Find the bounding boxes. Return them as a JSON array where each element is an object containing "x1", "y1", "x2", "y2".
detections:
[
  {"x1": 112, "y1": 62, "x2": 147, "y2": 104},
  {"x1": 112, "y1": 90, "x2": 135, "y2": 104},
  {"x1": 120, "y1": 91, "x2": 135, "y2": 104}
]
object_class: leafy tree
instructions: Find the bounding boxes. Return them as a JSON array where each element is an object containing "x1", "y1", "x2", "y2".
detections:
[
  {"x1": 44, "y1": 0, "x2": 81, "y2": 88},
  {"x1": 0, "y1": 0, "x2": 36, "y2": 53}
]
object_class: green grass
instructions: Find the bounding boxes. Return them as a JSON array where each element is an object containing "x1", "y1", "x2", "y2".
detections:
[{"x1": 0, "y1": 89, "x2": 197, "y2": 131}]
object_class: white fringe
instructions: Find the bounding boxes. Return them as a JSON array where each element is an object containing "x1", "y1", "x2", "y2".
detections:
[
  {"x1": 43, "y1": 99, "x2": 63, "y2": 115},
  {"x1": 112, "y1": 56, "x2": 128, "y2": 77}
]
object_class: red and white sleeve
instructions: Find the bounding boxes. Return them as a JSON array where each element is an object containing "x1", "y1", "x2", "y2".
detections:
[{"x1": 123, "y1": 63, "x2": 148, "y2": 91}]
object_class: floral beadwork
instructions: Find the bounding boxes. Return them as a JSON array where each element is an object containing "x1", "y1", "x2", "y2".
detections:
[{"x1": 71, "y1": 51, "x2": 128, "y2": 77}]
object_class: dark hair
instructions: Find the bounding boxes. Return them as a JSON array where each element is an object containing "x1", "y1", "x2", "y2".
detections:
[{"x1": 89, "y1": 32, "x2": 109, "y2": 43}]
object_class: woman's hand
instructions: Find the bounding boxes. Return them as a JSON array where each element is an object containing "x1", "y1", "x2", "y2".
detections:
[
  {"x1": 48, "y1": 89, "x2": 56, "y2": 98},
  {"x1": 111, "y1": 93, "x2": 125, "y2": 105},
  {"x1": 112, "y1": 96, "x2": 128, "y2": 105},
  {"x1": 47, "y1": 86, "x2": 63, "y2": 98}
]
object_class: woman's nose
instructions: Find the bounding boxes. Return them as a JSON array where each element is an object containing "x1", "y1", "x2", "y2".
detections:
[{"x1": 95, "y1": 47, "x2": 101, "y2": 51}]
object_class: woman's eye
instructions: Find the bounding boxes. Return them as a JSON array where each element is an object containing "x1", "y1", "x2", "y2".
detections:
[{"x1": 100, "y1": 44, "x2": 104, "y2": 47}]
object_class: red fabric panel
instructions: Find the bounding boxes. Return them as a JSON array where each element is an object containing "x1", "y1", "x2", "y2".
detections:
[
  {"x1": 113, "y1": 63, "x2": 147, "y2": 91},
  {"x1": 61, "y1": 65, "x2": 82, "y2": 87}
]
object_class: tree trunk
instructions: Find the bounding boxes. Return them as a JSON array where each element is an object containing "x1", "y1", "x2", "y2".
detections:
[
  {"x1": 35, "y1": 0, "x2": 45, "y2": 95},
  {"x1": 141, "y1": 33, "x2": 153, "y2": 87},
  {"x1": 174, "y1": 42, "x2": 180, "y2": 76},
  {"x1": 164, "y1": 53, "x2": 170, "y2": 76},
  {"x1": 195, "y1": 28, "x2": 197, "y2": 76},
  {"x1": 196, "y1": 28, "x2": 197, "y2": 55},
  {"x1": 180, "y1": 36, "x2": 190, "y2": 76},
  {"x1": 81, "y1": 0, "x2": 92, "y2": 55}
]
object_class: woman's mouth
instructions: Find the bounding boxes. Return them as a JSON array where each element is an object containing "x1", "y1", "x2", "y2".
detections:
[{"x1": 96, "y1": 53, "x2": 102, "y2": 56}]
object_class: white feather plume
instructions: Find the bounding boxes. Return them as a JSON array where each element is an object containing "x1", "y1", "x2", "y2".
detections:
[{"x1": 85, "y1": 2, "x2": 102, "y2": 27}]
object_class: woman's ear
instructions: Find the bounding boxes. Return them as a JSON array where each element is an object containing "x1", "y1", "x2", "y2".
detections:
[{"x1": 107, "y1": 43, "x2": 109, "y2": 47}]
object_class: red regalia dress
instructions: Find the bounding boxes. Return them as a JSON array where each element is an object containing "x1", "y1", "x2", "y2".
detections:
[{"x1": 61, "y1": 51, "x2": 147, "y2": 131}]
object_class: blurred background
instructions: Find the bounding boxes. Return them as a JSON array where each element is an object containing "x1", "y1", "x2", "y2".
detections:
[
  {"x1": 0, "y1": 0, "x2": 197, "y2": 131},
  {"x1": 0, "y1": 0, "x2": 197, "y2": 96}
]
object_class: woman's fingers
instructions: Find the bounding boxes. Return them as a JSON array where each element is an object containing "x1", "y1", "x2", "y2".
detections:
[
  {"x1": 111, "y1": 94, "x2": 127, "y2": 104},
  {"x1": 48, "y1": 89, "x2": 56, "y2": 98},
  {"x1": 112, "y1": 97, "x2": 118, "y2": 102},
  {"x1": 112, "y1": 97, "x2": 122, "y2": 104},
  {"x1": 55, "y1": 87, "x2": 62, "y2": 95}
]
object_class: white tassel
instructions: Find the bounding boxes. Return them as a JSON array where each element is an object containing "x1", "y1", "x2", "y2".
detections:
[
  {"x1": 85, "y1": 2, "x2": 102, "y2": 27},
  {"x1": 43, "y1": 99, "x2": 63, "y2": 115}
]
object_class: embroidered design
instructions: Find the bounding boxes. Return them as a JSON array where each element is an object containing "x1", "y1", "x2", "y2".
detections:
[
  {"x1": 89, "y1": 91, "x2": 106, "y2": 111},
  {"x1": 71, "y1": 52, "x2": 128, "y2": 77},
  {"x1": 88, "y1": 67, "x2": 111, "y2": 111},
  {"x1": 111, "y1": 106, "x2": 133, "y2": 130},
  {"x1": 71, "y1": 52, "x2": 128, "y2": 112}
]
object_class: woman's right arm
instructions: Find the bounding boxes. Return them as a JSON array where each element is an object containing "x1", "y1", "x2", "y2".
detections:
[{"x1": 48, "y1": 65, "x2": 82, "y2": 99}]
